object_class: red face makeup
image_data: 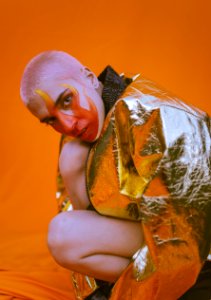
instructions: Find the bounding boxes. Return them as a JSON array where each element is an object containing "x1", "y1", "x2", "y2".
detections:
[{"x1": 35, "y1": 85, "x2": 99, "y2": 142}]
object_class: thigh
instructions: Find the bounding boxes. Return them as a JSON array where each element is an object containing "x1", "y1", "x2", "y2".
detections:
[{"x1": 57, "y1": 210, "x2": 144, "y2": 258}]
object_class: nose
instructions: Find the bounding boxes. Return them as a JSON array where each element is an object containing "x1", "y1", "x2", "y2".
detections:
[{"x1": 56, "y1": 112, "x2": 78, "y2": 135}]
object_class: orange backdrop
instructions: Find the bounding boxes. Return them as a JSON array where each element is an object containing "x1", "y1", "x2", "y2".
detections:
[{"x1": 0, "y1": 0, "x2": 211, "y2": 299}]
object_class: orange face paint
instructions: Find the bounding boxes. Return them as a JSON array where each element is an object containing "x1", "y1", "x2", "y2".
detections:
[{"x1": 35, "y1": 86, "x2": 99, "y2": 142}]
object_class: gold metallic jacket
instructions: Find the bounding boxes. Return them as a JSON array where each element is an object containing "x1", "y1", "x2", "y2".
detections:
[{"x1": 57, "y1": 75, "x2": 211, "y2": 300}]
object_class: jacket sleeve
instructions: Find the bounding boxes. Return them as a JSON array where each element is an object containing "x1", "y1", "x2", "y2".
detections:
[{"x1": 109, "y1": 78, "x2": 211, "y2": 299}]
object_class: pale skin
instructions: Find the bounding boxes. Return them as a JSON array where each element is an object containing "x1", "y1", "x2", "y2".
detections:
[{"x1": 21, "y1": 53, "x2": 144, "y2": 282}]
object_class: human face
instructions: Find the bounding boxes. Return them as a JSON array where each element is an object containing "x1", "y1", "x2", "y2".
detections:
[{"x1": 30, "y1": 78, "x2": 101, "y2": 142}]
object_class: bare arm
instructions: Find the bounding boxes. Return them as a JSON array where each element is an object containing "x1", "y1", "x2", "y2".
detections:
[{"x1": 59, "y1": 139, "x2": 91, "y2": 210}]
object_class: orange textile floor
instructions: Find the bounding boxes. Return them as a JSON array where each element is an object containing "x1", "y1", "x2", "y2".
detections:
[{"x1": 0, "y1": 233, "x2": 74, "y2": 300}]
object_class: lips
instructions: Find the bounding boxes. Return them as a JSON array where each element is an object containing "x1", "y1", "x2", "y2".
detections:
[
  {"x1": 76, "y1": 127, "x2": 87, "y2": 138},
  {"x1": 66, "y1": 123, "x2": 87, "y2": 138}
]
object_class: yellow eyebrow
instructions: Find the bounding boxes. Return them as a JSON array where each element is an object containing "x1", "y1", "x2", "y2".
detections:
[
  {"x1": 34, "y1": 89, "x2": 55, "y2": 110},
  {"x1": 60, "y1": 84, "x2": 78, "y2": 95}
]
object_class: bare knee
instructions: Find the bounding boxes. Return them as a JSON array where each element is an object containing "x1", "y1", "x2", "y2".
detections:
[{"x1": 47, "y1": 211, "x2": 81, "y2": 268}]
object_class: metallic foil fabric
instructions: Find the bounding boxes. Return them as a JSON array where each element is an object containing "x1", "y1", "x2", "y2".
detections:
[{"x1": 58, "y1": 75, "x2": 211, "y2": 299}]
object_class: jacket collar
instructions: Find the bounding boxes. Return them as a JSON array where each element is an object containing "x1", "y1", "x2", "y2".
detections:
[{"x1": 98, "y1": 65, "x2": 132, "y2": 114}]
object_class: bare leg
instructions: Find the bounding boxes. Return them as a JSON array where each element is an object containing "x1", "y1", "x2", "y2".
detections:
[{"x1": 48, "y1": 210, "x2": 143, "y2": 282}]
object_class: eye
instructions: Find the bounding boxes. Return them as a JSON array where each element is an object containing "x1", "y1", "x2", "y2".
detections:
[
  {"x1": 62, "y1": 95, "x2": 72, "y2": 109},
  {"x1": 46, "y1": 117, "x2": 57, "y2": 125}
]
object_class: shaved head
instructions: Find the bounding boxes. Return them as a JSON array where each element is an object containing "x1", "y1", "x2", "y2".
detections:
[
  {"x1": 20, "y1": 50, "x2": 85, "y2": 105},
  {"x1": 19, "y1": 50, "x2": 105, "y2": 141}
]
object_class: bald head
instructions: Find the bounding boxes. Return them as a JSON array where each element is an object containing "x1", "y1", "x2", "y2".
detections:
[
  {"x1": 19, "y1": 51, "x2": 105, "y2": 141},
  {"x1": 20, "y1": 50, "x2": 87, "y2": 105}
]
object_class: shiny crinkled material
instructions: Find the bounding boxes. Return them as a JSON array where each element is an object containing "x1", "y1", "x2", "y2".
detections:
[
  {"x1": 85, "y1": 75, "x2": 211, "y2": 299},
  {"x1": 58, "y1": 75, "x2": 211, "y2": 299}
]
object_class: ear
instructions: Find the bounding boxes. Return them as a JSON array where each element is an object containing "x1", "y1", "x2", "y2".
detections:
[{"x1": 81, "y1": 67, "x2": 99, "y2": 89}]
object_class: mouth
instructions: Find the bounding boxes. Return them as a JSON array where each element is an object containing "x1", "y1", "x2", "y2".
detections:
[{"x1": 76, "y1": 127, "x2": 87, "y2": 138}]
